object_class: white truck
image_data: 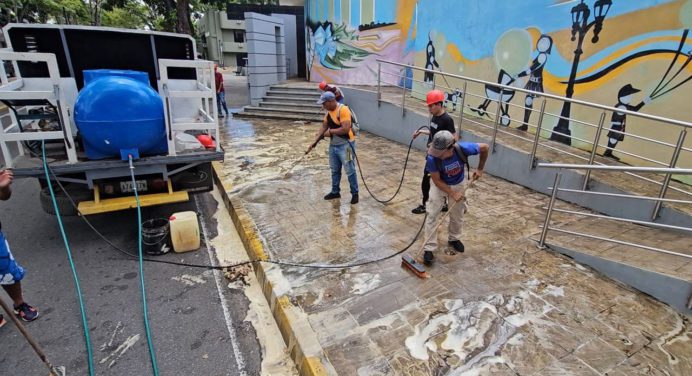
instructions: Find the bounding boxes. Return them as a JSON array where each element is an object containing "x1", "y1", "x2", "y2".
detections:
[{"x1": 0, "y1": 24, "x2": 223, "y2": 215}]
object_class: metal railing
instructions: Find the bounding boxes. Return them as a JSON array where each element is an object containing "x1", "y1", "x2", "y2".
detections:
[
  {"x1": 373, "y1": 59, "x2": 692, "y2": 219},
  {"x1": 537, "y1": 163, "x2": 692, "y2": 260},
  {"x1": 158, "y1": 58, "x2": 221, "y2": 156},
  {"x1": 0, "y1": 50, "x2": 79, "y2": 167}
]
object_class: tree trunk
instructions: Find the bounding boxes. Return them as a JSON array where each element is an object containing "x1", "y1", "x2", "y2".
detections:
[
  {"x1": 89, "y1": 0, "x2": 102, "y2": 26},
  {"x1": 176, "y1": 0, "x2": 193, "y2": 36}
]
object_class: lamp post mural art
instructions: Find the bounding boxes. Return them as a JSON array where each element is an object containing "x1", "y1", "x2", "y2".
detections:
[{"x1": 551, "y1": 0, "x2": 612, "y2": 145}]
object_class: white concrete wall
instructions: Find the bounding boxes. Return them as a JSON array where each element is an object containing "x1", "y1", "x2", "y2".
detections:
[
  {"x1": 270, "y1": 13, "x2": 298, "y2": 78},
  {"x1": 245, "y1": 12, "x2": 286, "y2": 106}
]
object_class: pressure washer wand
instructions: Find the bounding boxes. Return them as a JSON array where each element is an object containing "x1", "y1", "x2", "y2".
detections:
[
  {"x1": 281, "y1": 131, "x2": 327, "y2": 179},
  {"x1": 0, "y1": 297, "x2": 65, "y2": 376}
]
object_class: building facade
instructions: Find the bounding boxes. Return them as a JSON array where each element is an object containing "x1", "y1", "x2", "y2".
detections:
[{"x1": 198, "y1": 10, "x2": 248, "y2": 70}]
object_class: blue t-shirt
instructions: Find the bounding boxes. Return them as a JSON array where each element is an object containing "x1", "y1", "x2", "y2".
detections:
[{"x1": 425, "y1": 142, "x2": 481, "y2": 185}]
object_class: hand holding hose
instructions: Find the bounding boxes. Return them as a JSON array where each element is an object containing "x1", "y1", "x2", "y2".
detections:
[{"x1": 306, "y1": 131, "x2": 327, "y2": 154}]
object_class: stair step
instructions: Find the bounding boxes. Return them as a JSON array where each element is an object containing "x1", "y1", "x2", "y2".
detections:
[
  {"x1": 259, "y1": 101, "x2": 322, "y2": 109},
  {"x1": 267, "y1": 89, "x2": 320, "y2": 94},
  {"x1": 234, "y1": 111, "x2": 322, "y2": 122},
  {"x1": 270, "y1": 86, "x2": 315, "y2": 93},
  {"x1": 244, "y1": 106, "x2": 323, "y2": 115},
  {"x1": 266, "y1": 91, "x2": 321, "y2": 99},
  {"x1": 261, "y1": 96, "x2": 318, "y2": 102}
]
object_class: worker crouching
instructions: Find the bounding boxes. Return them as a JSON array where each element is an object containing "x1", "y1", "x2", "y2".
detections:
[{"x1": 423, "y1": 131, "x2": 489, "y2": 265}]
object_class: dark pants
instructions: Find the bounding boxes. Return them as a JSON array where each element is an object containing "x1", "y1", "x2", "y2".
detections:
[
  {"x1": 421, "y1": 169, "x2": 431, "y2": 206},
  {"x1": 217, "y1": 91, "x2": 229, "y2": 115}
]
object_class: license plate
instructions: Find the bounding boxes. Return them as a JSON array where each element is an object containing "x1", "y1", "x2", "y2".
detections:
[{"x1": 120, "y1": 180, "x2": 147, "y2": 193}]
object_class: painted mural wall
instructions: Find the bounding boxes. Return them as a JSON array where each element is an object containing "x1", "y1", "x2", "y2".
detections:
[{"x1": 305, "y1": 0, "x2": 692, "y2": 180}]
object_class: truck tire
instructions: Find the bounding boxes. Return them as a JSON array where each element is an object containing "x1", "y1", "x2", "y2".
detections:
[{"x1": 39, "y1": 185, "x2": 90, "y2": 216}]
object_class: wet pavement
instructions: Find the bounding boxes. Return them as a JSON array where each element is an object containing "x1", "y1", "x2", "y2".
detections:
[
  {"x1": 216, "y1": 114, "x2": 691, "y2": 375},
  {"x1": 0, "y1": 177, "x2": 296, "y2": 375}
]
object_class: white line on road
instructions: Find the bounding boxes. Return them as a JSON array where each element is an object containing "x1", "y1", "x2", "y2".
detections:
[{"x1": 194, "y1": 194, "x2": 248, "y2": 376}]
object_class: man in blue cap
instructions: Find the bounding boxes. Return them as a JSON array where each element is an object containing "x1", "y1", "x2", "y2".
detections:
[{"x1": 306, "y1": 91, "x2": 359, "y2": 204}]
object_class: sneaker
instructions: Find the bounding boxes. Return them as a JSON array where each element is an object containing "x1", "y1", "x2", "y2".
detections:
[
  {"x1": 351, "y1": 194, "x2": 359, "y2": 205},
  {"x1": 517, "y1": 124, "x2": 528, "y2": 131},
  {"x1": 412, "y1": 205, "x2": 426, "y2": 214},
  {"x1": 606, "y1": 153, "x2": 620, "y2": 161},
  {"x1": 423, "y1": 251, "x2": 434, "y2": 266},
  {"x1": 448, "y1": 240, "x2": 465, "y2": 253},
  {"x1": 324, "y1": 192, "x2": 341, "y2": 200},
  {"x1": 0, "y1": 314, "x2": 6, "y2": 329},
  {"x1": 218, "y1": 113, "x2": 224, "y2": 118},
  {"x1": 13, "y1": 302, "x2": 39, "y2": 322},
  {"x1": 441, "y1": 203, "x2": 449, "y2": 212}
]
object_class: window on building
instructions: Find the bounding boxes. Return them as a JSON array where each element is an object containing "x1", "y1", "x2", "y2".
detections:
[{"x1": 233, "y1": 30, "x2": 245, "y2": 43}]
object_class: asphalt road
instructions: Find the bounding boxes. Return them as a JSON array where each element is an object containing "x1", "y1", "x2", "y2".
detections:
[{"x1": 0, "y1": 177, "x2": 263, "y2": 375}]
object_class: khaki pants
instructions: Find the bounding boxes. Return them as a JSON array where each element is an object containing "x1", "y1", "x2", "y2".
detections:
[{"x1": 423, "y1": 181, "x2": 467, "y2": 253}]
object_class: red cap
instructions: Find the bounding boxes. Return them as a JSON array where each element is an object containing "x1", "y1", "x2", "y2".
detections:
[
  {"x1": 319, "y1": 81, "x2": 327, "y2": 90},
  {"x1": 426, "y1": 90, "x2": 445, "y2": 105}
]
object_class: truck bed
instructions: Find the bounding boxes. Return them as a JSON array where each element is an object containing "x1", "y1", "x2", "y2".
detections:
[{"x1": 11, "y1": 149, "x2": 224, "y2": 177}]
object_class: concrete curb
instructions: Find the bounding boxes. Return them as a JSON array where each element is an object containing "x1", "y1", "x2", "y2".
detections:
[{"x1": 211, "y1": 162, "x2": 336, "y2": 376}]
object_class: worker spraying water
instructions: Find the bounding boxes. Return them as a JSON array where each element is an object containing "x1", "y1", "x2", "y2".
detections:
[{"x1": 305, "y1": 91, "x2": 359, "y2": 205}]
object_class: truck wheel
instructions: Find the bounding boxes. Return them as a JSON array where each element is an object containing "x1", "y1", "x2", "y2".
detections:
[{"x1": 40, "y1": 185, "x2": 90, "y2": 216}]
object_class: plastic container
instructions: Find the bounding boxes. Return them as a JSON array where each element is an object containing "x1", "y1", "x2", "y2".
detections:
[
  {"x1": 174, "y1": 132, "x2": 205, "y2": 153},
  {"x1": 74, "y1": 69, "x2": 168, "y2": 160},
  {"x1": 169, "y1": 211, "x2": 200, "y2": 253},
  {"x1": 141, "y1": 218, "x2": 171, "y2": 256}
]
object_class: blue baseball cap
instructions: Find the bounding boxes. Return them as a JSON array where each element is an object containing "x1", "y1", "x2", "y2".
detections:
[{"x1": 317, "y1": 91, "x2": 336, "y2": 104}]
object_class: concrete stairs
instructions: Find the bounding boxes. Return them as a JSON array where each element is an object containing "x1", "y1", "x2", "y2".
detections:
[{"x1": 234, "y1": 85, "x2": 324, "y2": 122}]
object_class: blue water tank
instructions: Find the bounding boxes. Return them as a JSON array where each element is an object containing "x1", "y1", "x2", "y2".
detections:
[{"x1": 74, "y1": 69, "x2": 167, "y2": 160}]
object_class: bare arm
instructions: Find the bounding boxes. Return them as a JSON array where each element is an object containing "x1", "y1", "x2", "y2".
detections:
[
  {"x1": 472, "y1": 143, "x2": 489, "y2": 181},
  {"x1": 412, "y1": 128, "x2": 430, "y2": 139},
  {"x1": 431, "y1": 172, "x2": 464, "y2": 202},
  {"x1": 0, "y1": 169, "x2": 13, "y2": 201},
  {"x1": 306, "y1": 120, "x2": 329, "y2": 154},
  {"x1": 430, "y1": 172, "x2": 453, "y2": 196}
]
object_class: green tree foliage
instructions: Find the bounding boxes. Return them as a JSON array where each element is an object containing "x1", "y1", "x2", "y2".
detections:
[{"x1": 0, "y1": 0, "x2": 280, "y2": 34}]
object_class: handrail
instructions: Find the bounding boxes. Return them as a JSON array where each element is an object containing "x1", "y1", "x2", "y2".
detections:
[
  {"x1": 376, "y1": 60, "x2": 692, "y2": 218},
  {"x1": 377, "y1": 59, "x2": 692, "y2": 130},
  {"x1": 537, "y1": 163, "x2": 692, "y2": 174},
  {"x1": 537, "y1": 166, "x2": 691, "y2": 261}
]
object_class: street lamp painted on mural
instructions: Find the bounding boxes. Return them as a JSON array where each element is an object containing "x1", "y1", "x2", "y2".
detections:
[{"x1": 551, "y1": 0, "x2": 612, "y2": 145}]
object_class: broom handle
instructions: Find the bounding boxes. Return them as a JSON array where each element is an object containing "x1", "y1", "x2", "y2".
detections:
[{"x1": 0, "y1": 297, "x2": 61, "y2": 375}]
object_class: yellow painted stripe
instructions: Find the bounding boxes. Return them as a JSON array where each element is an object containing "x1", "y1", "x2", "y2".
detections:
[
  {"x1": 77, "y1": 191, "x2": 189, "y2": 215},
  {"x1": 211, "y1": 159, "x2": 330, "y2": 376}
]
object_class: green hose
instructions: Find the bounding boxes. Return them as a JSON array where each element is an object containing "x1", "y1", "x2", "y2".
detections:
[
  {"x1": 41, "y1": 141, "x2": 95, "y2": 376},
  {"x1": 128, "y1": 155, "x2": 160, "y2": 376}
]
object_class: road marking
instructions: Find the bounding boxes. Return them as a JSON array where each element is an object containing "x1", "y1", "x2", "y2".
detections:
[
  {"x1": 99, "y1": 334, "x2": 140, "y2": 368},
  {"x1": 100, "y1": 321, "x2": 124, "y2": 351},
  {"x1": 194, "y1": 194, "x2": 248, "y2": 376}
]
